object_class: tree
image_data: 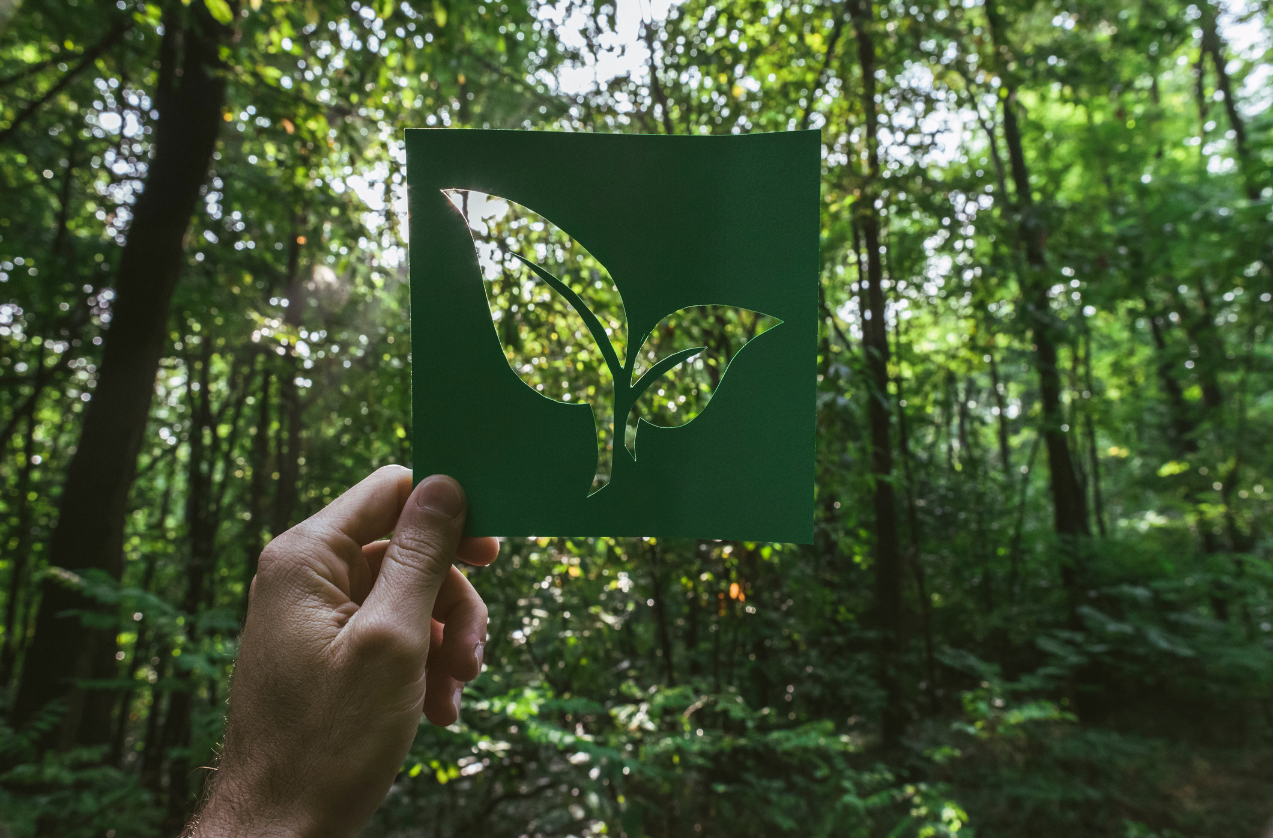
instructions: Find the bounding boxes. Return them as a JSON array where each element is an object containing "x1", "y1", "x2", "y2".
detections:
[{"x1": 13, "y1": 2, "x2": 229, "y2": 748}]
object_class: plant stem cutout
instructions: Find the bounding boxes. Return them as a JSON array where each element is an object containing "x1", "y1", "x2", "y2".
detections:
[
  {"x1": 445, "y1": 189, "x2": 781, "y2": 495},
  {"x1": 408, "y1": 130, "x2": 818, "y2": 542}
]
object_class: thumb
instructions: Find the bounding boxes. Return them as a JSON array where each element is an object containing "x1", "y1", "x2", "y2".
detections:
[{"x1": 359, "y1": 475, "x2": 467, "y2": 652}]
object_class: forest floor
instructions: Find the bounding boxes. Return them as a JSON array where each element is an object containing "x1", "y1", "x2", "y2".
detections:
[{"x1": 943, "y1": 725, "x2": 1273, "y2": 837}]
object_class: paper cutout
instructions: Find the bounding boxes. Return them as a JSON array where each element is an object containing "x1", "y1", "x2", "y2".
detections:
[
  {"x1": 408, "y1": 130, "x2": 818, "y2": 542},
  {"x1": 445, "y1": 189, "x2": 782, "y2": 494}
]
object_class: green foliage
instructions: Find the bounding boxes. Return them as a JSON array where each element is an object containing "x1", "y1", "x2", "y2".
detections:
[
  {"x1": 2, "y1": 0, "x2": 1273, "y2": 834},
  {"x1": 0, "y1": 706, "x2": 158, "y2": 837}
]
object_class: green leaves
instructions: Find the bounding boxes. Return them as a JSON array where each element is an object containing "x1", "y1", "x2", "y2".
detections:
[{"x1": 203, "y1": 0, "x2": 234, "y2": 25}]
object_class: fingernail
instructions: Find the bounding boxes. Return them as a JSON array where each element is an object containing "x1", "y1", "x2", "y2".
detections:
[
  {"x1": 416, "y1": 476, "x2": 464, "y2": 519},
  {"x1": 453, "y1": 687, "x2": 463, "y2": 722},
  {"x1": 474, "y1": 640, "x2": 485, "y2": 671}
]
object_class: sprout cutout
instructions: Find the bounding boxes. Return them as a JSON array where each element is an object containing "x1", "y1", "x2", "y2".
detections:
[{"x1": 446, "y1": 189, "x2": 782, "y2": 496}]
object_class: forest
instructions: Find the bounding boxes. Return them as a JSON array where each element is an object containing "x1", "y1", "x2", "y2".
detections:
[{"x1": 1, "y1": 0, "x2": 1271, "y2": 834}]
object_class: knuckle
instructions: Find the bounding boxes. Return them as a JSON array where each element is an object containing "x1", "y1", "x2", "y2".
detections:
[
  {"x1": 390, "y1": 529, "x2": 454, "y2": 583},
  {"x1": 353, "y1": 615, "x2": 425, "y2": 668},
  {"x1": 255, "y1": 536, "x2": 292, "y2": 575}
]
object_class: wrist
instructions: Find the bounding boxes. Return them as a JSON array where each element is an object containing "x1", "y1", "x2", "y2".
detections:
[{"x1": 188, "y1": 773, "x2": 317, "y2": 838}]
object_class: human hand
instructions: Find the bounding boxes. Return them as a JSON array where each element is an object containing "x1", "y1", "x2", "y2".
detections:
[{"x1": 190, "y1": 467, "x2": 498, "y2": 838}]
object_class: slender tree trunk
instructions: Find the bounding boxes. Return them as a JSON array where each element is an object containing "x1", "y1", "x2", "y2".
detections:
[
  {"x1": 1067, "y1": 345, "x2": 1090, "y2": 524},
  {"x1": 892, "y1": 317, "x2": 936, "y2": 705},
  {"x1": 162, "y1": 347, "x2": 221, "y2": 829},
  {"x1": 1146, "y1": 305, "x2": 1198, "y2": 454},
  {"x1": 271, "y1": 231, "x2": 305, "y2": 537},
  {"x1": 1082, "y1": 329, "x2": 1107, "y2": 537},
  {"x1": 1145, "y1": 300, "x2": 1230, "y2": 614},
  {"x1": 139, "y1": 649, "x2": 171, "y2": 793},
  {"x1": 988, "y1": 350, "x2": 1012, "y2": 481},
  {"x1": 1187, "y1": 279, "x2": 1225, "y2": 414},
  {"x1": 648, "y1": 542, "x2": 676, "y2": 686},
  {"x1": 962, "y1": 377, "x2": 996, "y2": 613},
  {"x1": 0, "y1": 404, "x2": 38, "y2": 689},
  {"x1": 1007, "y1": 433, "x2": 1042, "y2": 601},
  {"x1": 999, "y1": 90, "x2": 1090, "y2": 546},
  {"x1": 686, "y1": 561, "x2": 700, "y2": 678},
  {"x1": 1199, "y1": 2, "x2": 1258, "y2": 199},
  {"x1": 109, "y1": 479, "x2": 170, "y2": 766},
  {"x1": 13, "y1": 6, "x2": 227, "y2": 748},
  {"x1": 942, "y1": 372, "x2": 955, "y2": 472},
  {"x1": 0, "y1": 347, "x2": 53, "y2": 685},
  {"x1": 241, "y1": 358, "x2": 273, "y2": 618},
  {"x1": 849, "y1": 0, "x2": 904, "y2": 746},
  {"x1": 985, "y1": 2, "x2": 1090, "y2": 566}
]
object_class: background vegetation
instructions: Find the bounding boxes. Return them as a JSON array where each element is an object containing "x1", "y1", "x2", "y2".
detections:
[{"x1": 1, "y1": 0, "x2": 1272, "y2": 834}]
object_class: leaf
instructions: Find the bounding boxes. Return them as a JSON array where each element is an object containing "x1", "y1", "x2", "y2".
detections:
[
  {"x1": 623, "y1": 305, "x2": 781, "y2": 457},
  {"x1": 444, "y1": 188, "x2": 780, "y2": 495},
  {"x1": 204, "y1": 0, "x2": 234, "y2": 24},
  {"x1": 446, "y1": 189, "x2": 626, "y2": 493}
]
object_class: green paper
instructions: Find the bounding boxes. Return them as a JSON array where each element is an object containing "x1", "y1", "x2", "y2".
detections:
[{"x1": 407, "y1": 129, "x2": 818, "y2": 542}]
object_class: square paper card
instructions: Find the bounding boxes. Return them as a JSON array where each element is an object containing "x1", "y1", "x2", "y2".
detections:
[{"x1": 407, "y1": 129, "x2": 818, "y2": 543}]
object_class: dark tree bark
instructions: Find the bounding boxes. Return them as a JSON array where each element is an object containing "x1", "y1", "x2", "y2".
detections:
[
  {"x1": 13, "y1": 6, "x2": 228, "y2": 749},
  {"x1": 0, "y1": 401, "x2": 39, "y2": 688},
  {"x1": 160, "y1": 347, "x2": 221, "y2": 829},
  {"x1": 159, "y1": 348, "x2": 247, "y2": 827},
  {"x1": 848, "y1": 0, "x2": 905, "y2": 746},
  {"x1": 984, "y1": 1, "x2": 1090, "y2": 559},
  {"x1": 1007, "y1": 433, "x2": 1042, "y2": 601},
  {"x1": 1082, "y1": 329, "x2": 1107, "y2": 537},
  {"x1": 241, "y1": 357, "x2": 273, "y2": 618},
  {"x1": 987, "y1": 350, "x2": 1012, "y2": 481},
  {"x1": 108, "y1": 479, "x2": 171, "y2": 766},
  {"x1": 648, "y1": 542, "x2": 676, "y2": 686},
  {"x1": 1182, "y1": 279, "x2": 1226, "y2": 414},
  {"x1": 685, "y1": 555, "x2": 701, "y2": 678},
  {"x1": 271, "y1": 231, "x2": 305, "y2": 537},
  {"x1": 892, "y1": 316, "x2": 935, "y2": 706},
  {"x1": 1001, "y1": 93, "x2": 1089, "y2": 543},
  {"x1": 1146, "y1": 306, "x2": 1198, "y2": 455}
]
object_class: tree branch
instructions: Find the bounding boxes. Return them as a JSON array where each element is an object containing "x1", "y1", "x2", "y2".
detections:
[{"x1": 0, "y1": 18, "x2": 131, "y2": 145}]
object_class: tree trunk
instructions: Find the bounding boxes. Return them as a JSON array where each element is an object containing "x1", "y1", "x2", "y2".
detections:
[
  {"x1": 161, "y1": 347, "x2": 221, "y2": 829},
  {"x1": 984, "y1": 1, "x2": 1090, "y2": 556},
  {"x1": 109, "y1": 479, "x2": 171, "y2": 766},
  {"x1": 270, "y1": 231, "x2": 305, "y2": 537},
  {"x1": 892, "y1": 316, "x2": 936, "y2": 706},
  {"x1": 648, "y1": 542, "x2": 676, "y2": 686},
  {"x1": 241, "y1": 358, "x2": 273, "y2": 618},
  {"x1": 849, "y1": 0, "x2": 905, "y2": 746},
  {"x1": 988, "y1": 350, "x2": 1012, "y2": 481},
  {"x1": 1082, "y1": 328, "x2": 1107, "y2": 537},
  {"x1": 1145, "y1": 305, "x2": 1198, "y2": 454},
  {"x1": 13, "y1": 6, "x2": 227, "y2": 748},
  {"x1": 999, "y1": 89, "x2": 1090, "y2": 546},
  {"x1": 0, "y1": 402, "x2": 39, "y2": 689},
  {"x1": 1198, "y1": 1, "x2": 1257, "y2": 199}
]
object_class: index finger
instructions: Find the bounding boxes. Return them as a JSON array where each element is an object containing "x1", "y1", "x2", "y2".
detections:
[{"x1": 296, "y1": 465, "x2": 414, "y2": 550}]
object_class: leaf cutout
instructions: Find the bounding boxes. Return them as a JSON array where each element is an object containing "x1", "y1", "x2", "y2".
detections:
[
  {"x1": 444, "y1": 189, "x2": 782, "y2": 495},
  {"x1": 446, "y1": 189, "x2": 626, "y2": 494},
  {"x1": 623, "y1": 306, "x2": 782, "y2": 458}
]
